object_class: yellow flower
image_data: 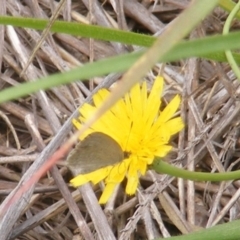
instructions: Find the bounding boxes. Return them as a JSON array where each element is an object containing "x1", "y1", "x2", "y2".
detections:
[{"x1": 70, "y1": 76, "x2": 184, "y2": 204}]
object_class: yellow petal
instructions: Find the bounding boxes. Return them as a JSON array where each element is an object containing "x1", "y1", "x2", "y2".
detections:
[
  {"x1": 164, "y1": 117, "x2": 184, "y2": 135},
  {"x1": 70, "y1": 175, "x2": 89, "y2": 187},
  {"x1": 124, "y1": 157, "x2": 140, "y2": 195},
  {"x1": 155, "y1": 145, "x2": 172, "y2": 157},
  {"x1": 147, "y1": 76, "x2": 164, "y2": 106},
  {"x1": 158, "y1": 95, "x2": 181, "y2": 124},
  {"x1": 144, "y1": 77, "x2": 163, "y2": 132},
  {"x1": 90, "y1": 167, "x2": 112, "y2": 184},
  {"x1": 79, "y1": 103, "x2": 96, "y2": 119},
  {"x1": 124, "y1": 91, "x2": 133, "y2": 118},
  {"x1": 126, "y1": 175, "x2": 139, "y2": 195},
  {"x1": 137, "y1": 159, "x2": 148, "y2": 175},
  {"x1": 72, "y1": 118, "x2": 82, "y2": 130},
  {"x1": 99, "y1": 182, "x2": 118, "y2": 204},
  {"x1": 129, "y1": 83, "x2": 142, "y2": 117},
  {"x1": 105, "y1": 160, "x2": 129, "y2": 183},
  {"x1": 140, "y1": 81, "x2": 147, "y2": 114},
  {"x1": 70, "y1": 167, "x2": 111, "y2": 187},
  {"x1": 92, "y1": 89, "x2": 110, "y2": 106}
]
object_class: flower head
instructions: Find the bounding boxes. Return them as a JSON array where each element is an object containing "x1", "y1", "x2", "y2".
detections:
[{"x1": 70, "y1": 76, "x2": 184, "y2": 204}]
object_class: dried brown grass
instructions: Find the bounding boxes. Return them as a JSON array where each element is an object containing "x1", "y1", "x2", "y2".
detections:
[{"x1": 1, "y1": 0, "x2": 240, "y2": 239}]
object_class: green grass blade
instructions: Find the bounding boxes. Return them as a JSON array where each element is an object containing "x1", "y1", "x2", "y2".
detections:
[
  {"x1": 0, "y1": 16, "x2": 154, "y2": 47},
  {"x1": 2, "y1": 29, "x2": 240, "y2": 103},
  {"x1": 155, "y1": 219, "x2": 240, "y2": 240},
  {"x1": 1, "y1": 15, "x2": 240, "y2": 64}
]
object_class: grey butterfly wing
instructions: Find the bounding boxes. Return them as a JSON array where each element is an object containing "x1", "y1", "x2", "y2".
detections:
[{"x1": 67, "y1": 132, "x2": 124, "y2": 175}]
